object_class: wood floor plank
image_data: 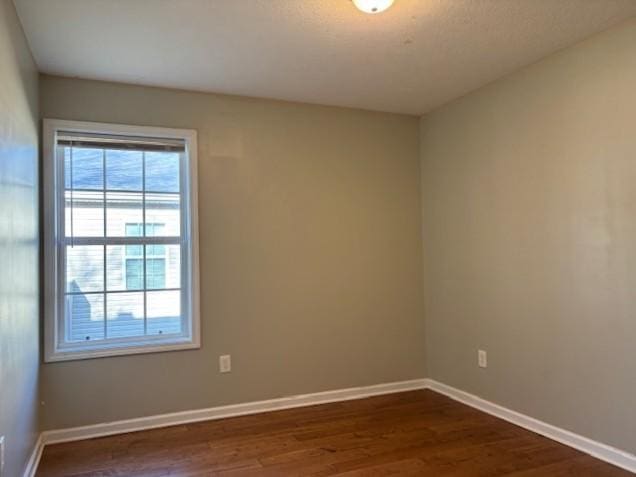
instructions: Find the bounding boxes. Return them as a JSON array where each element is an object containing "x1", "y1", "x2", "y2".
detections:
[{"x1": 36, "y1": 390, "x2": 633, "y2": 477}]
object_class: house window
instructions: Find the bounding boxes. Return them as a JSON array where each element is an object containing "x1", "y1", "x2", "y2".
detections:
[
  {"x1": 44, "y1": 120, "x2": 199, "y2": 361},
  {"x1": 125, "y1": 223, "x2": 166, "y2": 290}
]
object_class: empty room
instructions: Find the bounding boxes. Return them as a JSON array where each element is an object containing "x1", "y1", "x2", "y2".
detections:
[{"x1": 1, "y1": 0, "x2": 636, "y2": 475}]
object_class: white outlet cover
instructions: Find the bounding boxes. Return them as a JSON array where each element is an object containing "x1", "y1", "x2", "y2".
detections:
[
  {"x1": 478, "y1": 350, "x2": 488, "y2": 368},
  {"x1": 219, "y1": 354, "x2": 231, "y2": 373}
]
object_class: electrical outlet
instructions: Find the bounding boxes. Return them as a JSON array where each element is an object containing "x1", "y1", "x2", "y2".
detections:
[
  {"x1": 478, "y1": 350, "x2": 487, "y2": 368},
  {"x1": 0, "y1": 435, "x2": 5, "y2": 477},
  {"x1": 219, "y1": 354, "x2": 231, "y2": 373}
]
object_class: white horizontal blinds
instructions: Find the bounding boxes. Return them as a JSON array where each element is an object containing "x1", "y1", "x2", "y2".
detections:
[
  {"x1": 60, "y1": 131, "x2": 186, "y2": 344},
  {"x1": 58, "y1": 131, "x2": 186, "y2": 152}
]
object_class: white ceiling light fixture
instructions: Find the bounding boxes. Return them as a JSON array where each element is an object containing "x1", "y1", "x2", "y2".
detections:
[{"x1": 352, "y1": 0, "x2": 395, "y2": 14}]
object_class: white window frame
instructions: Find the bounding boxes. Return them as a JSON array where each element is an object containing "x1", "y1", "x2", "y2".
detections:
[{"x1": 43, "y1": 119, "x2": 200, "y2": 362}]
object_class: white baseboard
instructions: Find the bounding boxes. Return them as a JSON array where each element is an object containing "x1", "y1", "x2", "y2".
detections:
[
  {"x1": 32, "y1": 377, "x2": 636, "y2": 476},
  {"x1": 427, "y1": 379, "x2": 636, "y2": 474},
  {"x1": 41, "y1": 378, "x2": 429, "y2": 445},
  {"x1": 22, "y1": 434, "x2": 44, "y2": 477}
]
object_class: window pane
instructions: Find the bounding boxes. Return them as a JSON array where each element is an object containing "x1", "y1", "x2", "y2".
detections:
[
  {"x1": 147, "y1": 290, "x2": 181, "y2": 335},
  {"x1": 106, "y1": 150, "x2": 143, "y2": 191},
  {"x1": 66, "y1": 245, "x2": 104, "y2": 292},
  {"x1": 146, "y1": 258, "x2": 166, "y2": 289},
  {"x1": 106, "y1": 245, "x2": 125, "y2": 291},
  {"x1": 147, "y1": 244, "x2": 165, "y2": 256},
  {"x1": 146, "y1": 244, "x2": 180, "y2": 290},
  {"x1": 65, "y1": 147, "x2": 103, "y2": 190},
  {"x1": 125, "y1": 223, "x2": 142, "y2": 237},
  {"x1": 107, "y1": 292, "x2": 144, "y2": 338},
  {"x1": 126, "y1": 244, "x2": 143, "y2": 256},
  {"x1": 106, "y1": 192, "x2": 143, "y2": 237},
  {"x1": 145, "y1": 151, "x2": 180, "y2": 192},
  {"x1": 145, "y1": 223, "x2": 165, "y2": 237},
  {"x1": 145, "y1": 193, "x2": 180, "y2": 236},
  {"x1": 125, "y1": 259, "x2": 143, "y2": 290},
  {"x1": 105, "y1": 244, "x2": 145, "y2": 291},
  {"x1": 65, "y1": 191, "x2": 104, "y2": 237},
  {"x1": 65, "y1": 293, "x2": 104, "y2": 342}
]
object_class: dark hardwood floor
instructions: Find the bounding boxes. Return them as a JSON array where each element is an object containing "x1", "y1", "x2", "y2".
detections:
[{"x1": 36, "y1": 390, "x2": 632, "y2": 476}]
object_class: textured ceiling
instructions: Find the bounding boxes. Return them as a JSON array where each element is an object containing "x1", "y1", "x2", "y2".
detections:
[{"x1": 14, "y1": 0, "x2": 636, "y2": 115}]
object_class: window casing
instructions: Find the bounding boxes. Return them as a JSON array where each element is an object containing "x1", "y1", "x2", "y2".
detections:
[{"x1": 44, "y1": 120, "x2": 199, "y2": 362}]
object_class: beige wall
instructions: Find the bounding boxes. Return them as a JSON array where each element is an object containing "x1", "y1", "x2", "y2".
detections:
[
  {"x1": 420, "y1": 18, "x2": 636, "y2": 453},
  {"x1": 0, "y1": 0, "x2": 40, "y2": 474},
  {"x1": 39, "y1": 75, "x2": 426, "y2": 429}
]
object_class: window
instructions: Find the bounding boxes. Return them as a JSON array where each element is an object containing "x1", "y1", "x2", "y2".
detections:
[
  {"x1": 125, "y1": 223, "x2": 166, "y2": 290},
  {"x1": 44, "y1": 120, "x2": 199, "y2": 361}
]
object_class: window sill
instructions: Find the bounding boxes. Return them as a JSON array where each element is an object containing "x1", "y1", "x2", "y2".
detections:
[{"x1": 45, "y1": 337, "x2": 200, "y2": 363}]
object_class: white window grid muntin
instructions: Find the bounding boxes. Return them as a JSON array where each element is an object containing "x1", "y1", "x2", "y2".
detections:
[{"x1": 44, "y1": 120, "x2": 199, "y2": 361}]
